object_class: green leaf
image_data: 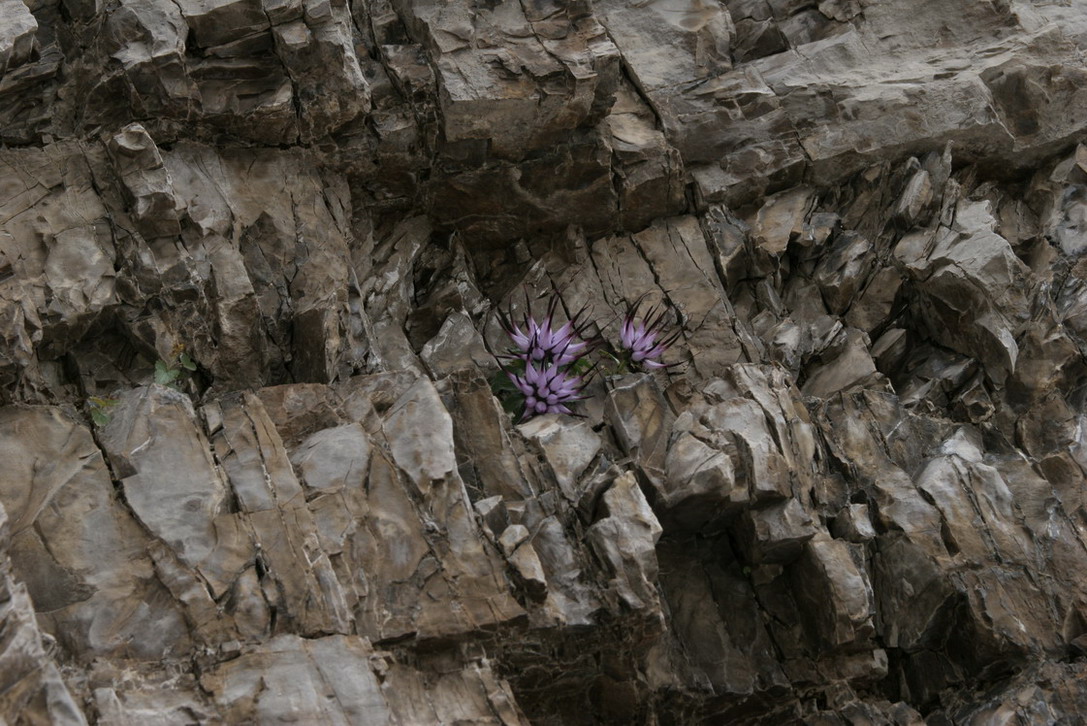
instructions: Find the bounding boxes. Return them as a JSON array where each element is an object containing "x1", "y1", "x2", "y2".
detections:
[
  {"x1": 154, "y1": 360, "x2": 180, "y2": 385},
  {"x1": 179, "y1": 352, "x2": 197, "y2": 371},
  {"x1": 598, "y1": 350, "x2": 628, "y2": 376},
  {"x1": 490, "y1": 371, "x2": 518, "y2": 396},
  {"x1": 569, "y1": 357, "x2": 594, "y2": 376},
  {"x1": 501, "y1": 394, "x2": 523, "y2": 417},
  {"x1": 91, "y1": 409, "x2": 111, "y2": 426}
]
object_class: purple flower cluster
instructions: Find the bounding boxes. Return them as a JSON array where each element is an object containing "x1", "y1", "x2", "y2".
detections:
[
  {"x1": 509, "y1": 363, "x2": 586, "y2": 417},
  {"x1": 499, "y1": 296, "x2": 594, "y2": 419},
  {"x1": 619, "y1": 296, "x2": 680, "y2": 370},
  {"x1": 493, "y1": 292, "x2": 680, "y2": 419},
  {"x1": 502, "y1": 297, "x2": 590, "y2": 367}
]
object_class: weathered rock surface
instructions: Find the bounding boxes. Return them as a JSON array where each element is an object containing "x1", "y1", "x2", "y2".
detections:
[{"x1": 3, "y1": 0, "x2": 1087, "y2": 722}]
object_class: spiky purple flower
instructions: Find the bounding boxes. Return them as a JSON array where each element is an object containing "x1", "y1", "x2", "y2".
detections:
[
  {"x1": 499, "y1": 295, "x2": 594, "y2": 366},
  {"x1": 619, "y1": 296, "x2": 681, "y2": 370},
  {"x1": 508, "y1": 362, "x2": 590, "y2": 419},
  {"x1": 493, "y1": 292, "x2": 600, "y2": 419}
]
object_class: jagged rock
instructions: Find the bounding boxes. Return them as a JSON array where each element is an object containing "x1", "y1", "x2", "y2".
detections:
[
  {"x1": 500, "y1": 524, "x2": 548, "y2": 601},
  {"x1": 5, "y1": 0, "x2": 1087, "y2": 721},
  {"x1": 518, "y1": 415, "x2": 601, "y2": 503},
  {"x1": 100, "y1": 386, "x2": 231, "y2": 575},
  {"x1": 790, "y1": 533, "x2": 875, "y2": 651},
  {"x1": 802, "y1": 327, "x2": 882, "y2": 398},
  {"x1": 430, "y1": 128, "x2": 619, "y2": 245},
  {"x1": 738, "y1": 498, "x2": 817, "y2": 565},
  {"x1": 176, "y1": 0, "x2": 270, "y2": 49},
  {"x1": 831, "y1": 503, "x2": 876, "y2": 543},
  {"x1": 106, "y1": 124, "x2": 182, "y2": 238},
  {"x1": 420, "y1": 310, "x2": 494, "y2": 377},
  {"x1": 0, "y1": 144, "x2": 119, "y2": 376},
  {"x1": 945, "y1": 662, "x2": 1087, "y2": 724},
  {"x1": 498, "y1": 523, "x2": 529, "y2": 555},
  {"x1": 660, "y1": 424, "x2": 742, "y2": 529},
  {"x1": 603, "y1": 373, "x2": 673, "y2": 487},
  {"x1": 0, "y1": 500, "x2": 87, "y2": 725},
  {"x1": 269, "y1": 6, "x2": 371, "y2": 140},
  {"x1": 0, "y1": 0, "x2": 37, "y2": 74},
  {"x1": 473, "y1": 495, "x2": 508, "y2": 540},
  {"x1": 812, "y1": 231, "x2": 875, "y2": 315},
  {"x1": 655, "y1": 539, "x2": 790, "y2": 699},
  {"x1": 446, "y1": 369, "x2": 534, "y2": 501},
  {"x1": 751, "y1": 187, "x2": 814, "y2": 256},
  {"x1": 679, "y1": 366, "x2": 817, "y2": 506},
  {"x1": 0, "y1": 405, "x2": 192, "y2": 657},
  {"x1": 397, "y1": 0, "x2": 620, "y2": 161},
  {"x1": 912, "y1": 222, "x2": 1025, "y2": 386},
  {"x1": 94, "y1": 672, "x2": 215, "y2": 726},
  {"x1": 605, "y1": 83, "x2": 686, "y2": 231},
  {"x1": 290, "y1": 422, "x2": 371, "y2": 493},
  {"x1": 199, "y1": 634, "x2": 528, "y2": 723},
  {"x1": 587, "y1": 471, "x2": 663, "y2": 612},
  {"x1": 105, "y1": 0, "x2": 198, "y2": 117},
  {"x1": 845, "y1": 266, "x2": 902, "y2": 333}
]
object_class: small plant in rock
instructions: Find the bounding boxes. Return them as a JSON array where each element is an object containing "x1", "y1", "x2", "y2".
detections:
[
  {"x1": 87, "y1": 396, "x2": 118, "y2": 426},
  {"x1": 489, "y1": 292, "x2": 682, "y2": 418},
  {"x1": 506, "y1": 361, "x2": 592, "y2": 418},
  {"x1": 612, "y1": 294, "x2": 681, "y2": 372},
  {"x1": 499, "y1": 295, "x2": 594, "y2": 366},
  {"x1": 155, "y1": 345, "x2": 197, "y2": 390},
  {"x1": 491, "y1": 294, "x2": 596, "y2": 420}
]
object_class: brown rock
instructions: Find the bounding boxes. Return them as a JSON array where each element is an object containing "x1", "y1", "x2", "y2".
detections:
[
  {"x1": 587, "y1": 471, "x2": 663, "y2": 612},
  {"x1": 0, "y1": 0, "x2": 38, "y2": 73},
  {"x1": 0, "y1": 405, "x2": 191, "y2": 658},
  {"x1": 0, "y1": 500, "x2": 87, "y2": 725},
  {"x1": 5, "y1": 0, "x2": 1087, "y2": 721}
]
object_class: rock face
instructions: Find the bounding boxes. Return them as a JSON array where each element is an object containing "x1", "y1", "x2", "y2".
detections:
[{"x1": 3, "y1": 0, "x2": 1087, "y2": 722}]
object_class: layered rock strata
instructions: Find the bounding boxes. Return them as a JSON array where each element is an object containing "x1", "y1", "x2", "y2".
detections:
[{"x1": 3, "y1": 0, "x2": 1087, "y2": 722}]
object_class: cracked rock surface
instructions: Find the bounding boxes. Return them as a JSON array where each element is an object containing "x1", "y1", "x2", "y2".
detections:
[{"x1": 3, "y1": 0, "x2": 1087, "y2": 722}]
